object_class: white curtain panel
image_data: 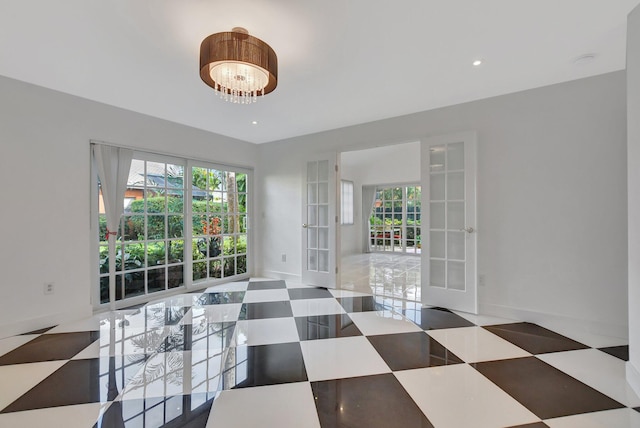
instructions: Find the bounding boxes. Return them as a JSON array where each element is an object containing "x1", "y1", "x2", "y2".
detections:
[
  {"x1": 361, "y1": 185, "x2": 377, "y2": 253},
  {"x1": 92, "y1": 144, "x2": 133, "y2": 309}
]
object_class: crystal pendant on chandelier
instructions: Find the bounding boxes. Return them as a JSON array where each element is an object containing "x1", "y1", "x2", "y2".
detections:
[{"x1": 209, "y1": 61, "x2": 270, "y2": 104}]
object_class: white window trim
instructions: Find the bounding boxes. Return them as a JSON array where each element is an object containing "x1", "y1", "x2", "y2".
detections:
[
  {"x1": 91, "y1": 146, "x2": 253, "y2": 310},
  {"x1": 341, "y1": 180, "x2": 354, "y2": 225}
]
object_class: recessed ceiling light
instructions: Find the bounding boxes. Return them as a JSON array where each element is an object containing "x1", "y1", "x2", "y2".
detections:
[
  {"x1": 252, "y1": 121, "x2": 258, "y2": 125},
  {"x1": 472, "y1": 59, "x2": 483, "y2": 67}
]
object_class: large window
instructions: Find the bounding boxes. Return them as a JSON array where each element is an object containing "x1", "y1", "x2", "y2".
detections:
[
  {"x1": 369, "y1": 185, "x2": 421, "y2": 254},
  {"x1": 340, "y1": 180, "x2": 354, "y2": 225},
  {"x1": 97, "y1": 151, "x2": 250, "y2": 306},
  {"x1": 191, "y1": 166, "x2": 248, "y2": 283}
]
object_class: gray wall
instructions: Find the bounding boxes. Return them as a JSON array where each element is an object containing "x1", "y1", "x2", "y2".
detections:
[
  {"x1": 257, "y1": 71, "x2": 628, "y2": 339},
  {"x1": 627, "y1": 4, "x2": 640, "y2": 395},
  {"x1": 0, "y1": 76, "x2": 258, "y2": 337}
]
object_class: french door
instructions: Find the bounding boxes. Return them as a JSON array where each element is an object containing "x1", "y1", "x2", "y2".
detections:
[
  {"x1": 421, "y1": 132, "x2": 477, "y2": 313},
  {"x1": 301, "y1": 154, "x2": 338, "y2": 288}
]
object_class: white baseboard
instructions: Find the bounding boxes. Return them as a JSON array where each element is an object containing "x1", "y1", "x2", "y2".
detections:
[
  {"x1": 257, "y1": 270, "x2": 302, "y2": 283},
  {"x1": 0, "y1": 305, "x2": 92, "y2": 339},
  {"x1": 627, "y1": 362, "x2": 640, "y2": 397},
  {"x1": 479, "y1": 302, "x2": 628, "y2": 345}
]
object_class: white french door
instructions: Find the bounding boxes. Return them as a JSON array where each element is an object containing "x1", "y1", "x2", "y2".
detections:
[
  {"x1": 302, "y1": 154, "x2": 338, "y2": 288},
  {"x1": 421, "y1": 132, "x2": 477, "y2": 313}
]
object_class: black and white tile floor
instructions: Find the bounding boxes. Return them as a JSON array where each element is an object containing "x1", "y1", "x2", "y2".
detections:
[{"x1": 0, "y1": 278, "x2": 638, "y2": 427}]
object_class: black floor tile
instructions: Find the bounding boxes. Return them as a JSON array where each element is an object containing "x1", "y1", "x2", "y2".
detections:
[
  {"x1": 158, "y1": 322, "x2": 235, "y2": 352},
  {"x1": 239, "y1": 301, "x2": 293, "y2": 320},
  {"x1": 222, "y1": 342, "x2": 307, "y2": 389},
  {"x1": 288, "y1": 287, "x2": 333, "y2": 300},
  {"x1": 295, "y1": 314, "x2": 362, "y2": 340},
  {"x1": 1, "y1": 356, "x2": 147, "y2": 413},
  {"x1": 94, "y1": 393, "x2": 215, "y2": 428},
  {"x1": 473, "y1": 357, "x2": 624, "y2": 419},
  {"x1": 20, "y1": 326, "x2": 56, "y2": 335},
  {"x1": 130, "y1": 306, "x2": 189, "y2": 328},
  {"x1": 599, "y1": 345, "x2": 629, "y2": 361},
  {"x1": 312, "y1": 373, "x2": 434, "y2": 427},
  {"x1": 507, "y1": 423, "x2": 549, "y2": 428},
  {"x1": 402, "y1": 307, "x2": 475, "y2": 330},
  {"x1": 483, "y1": 323, "x2": 588, "y2": 354},
  {"x1": 197, "y1": 291, "x2": 245, "y2": 305},
  {"x1": 0, "y1": 331, "x2": 100, "y2": 365},
  {"x1": 337, "y1": 296, "x2": 387, "y2": 313},
  {"x1": 247, "y1": 280, "x2": 286, "y2": 290},
  {"x1": 367, "y1": 332, "x2": 463, "y2": 371}
]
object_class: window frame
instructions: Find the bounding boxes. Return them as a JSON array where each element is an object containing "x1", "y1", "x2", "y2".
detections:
[
  {"x1": 91, "y1": 147, "x2": 252, "y2": 309},
  {"x1": 340, "y1": 180, "x2": 354, "y2": 226}
]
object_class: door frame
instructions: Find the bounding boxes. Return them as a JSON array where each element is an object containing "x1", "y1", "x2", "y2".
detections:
[
  {"x1": 301, "y1": 152, "x2": 340, "y2": 288},
  {"x1": 421, "y1": 131, "x2": 478, "y2": 314}
]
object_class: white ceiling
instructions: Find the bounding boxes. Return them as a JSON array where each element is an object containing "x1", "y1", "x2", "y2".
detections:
[{"x1": 0, "y1": 1, "x2": 638, "y2": 144}]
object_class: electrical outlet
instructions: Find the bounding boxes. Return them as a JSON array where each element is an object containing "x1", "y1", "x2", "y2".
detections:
[
  {"x1": 281, "y1": 254, "x2": 287, "y2": 262},
  {"x1": 478, "y1": 274, "x2": 486, "y2": 287},
  {"x1": 44, "y1": 282, "x2": 54, "y2": 295}
]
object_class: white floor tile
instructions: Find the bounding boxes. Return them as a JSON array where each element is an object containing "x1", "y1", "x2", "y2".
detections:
[
  {"x1": 0, "y1": 402, "x2": 109, "y2": 428},
  {"x1": 426, "y1": 326, "x2": 531, "y2": 363},
  {"x1": 242, "y1": 288, "x2": 290, "y2": 303},
  {"x1": 233, "y1": 318, "x2": 300, "y2": 346},
  {"x1": 121, "y1": 350, "x2": 223, "y2": 400},
  {"x1": 0, "y1": 360, "x2": 66, "y2": 411},
  {"x1": 0, "y1": 335, "x2": 37, "y2": 357},
  {"x1": 147, "y1": 294, "x2": 202, "y2": 307},
  {"x1": 562, "y1": 330, "x2": 628, "y2": 349},
  {"x1": 329, "y1": 289, "x2": 372, "y2": 298},
  {"x1": 395, "y1": 364, "x2": 540, "y2": 428},
  {"x1": 48, "y1": 312, "x2": 130, "y2": 333},
  {"x1": 291, "y1": 298, "x2": 346, "y2": 317},
  {"x1": 205, "y1": 281, "x2": 249, "y2": 292},
  {"x1": 452, "y1": 311, "x2": 518, "y2": 326},
  {"x1": 545, "y1": 408, "x2": 640, "y2": 428},
  {"x1": 285, "y1": 281, "x2": 314, "y2": 289},
  {"x1": 300, "y1": 336, "x2": 390, "y2": 381},
  {"x1": 181, "y1": 304, "x2": 242, "y2": 325},
  {"x1": 207, "y1": 382, "x2": 320, "y2": 428},
  {"x1": 538, "y1": 349, "x2": 640, "y2": 407},
  {"x1": 349, "y1": 311, "x2": 423, "y2": 336},
  {"x1": 74, "y1": 327, "x2": 171, "y2": 359}
]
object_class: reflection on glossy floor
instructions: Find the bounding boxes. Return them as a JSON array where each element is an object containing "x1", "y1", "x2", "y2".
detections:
[
  {"x1": 341, "y1": 253, "x2": 421, "y2": 302},
  {"x1": 0, "y1": 279, "x2": 639, "y2": 427}
]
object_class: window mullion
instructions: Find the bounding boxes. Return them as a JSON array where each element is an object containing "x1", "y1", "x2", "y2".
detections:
[{"x1": 184, "y1": 163, "x2": 193, "y2": 289}]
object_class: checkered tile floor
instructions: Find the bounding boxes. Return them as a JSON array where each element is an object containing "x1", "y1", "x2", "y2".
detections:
[{"x1": 0, "y1": 279, "x2": 638, "y2": 427}]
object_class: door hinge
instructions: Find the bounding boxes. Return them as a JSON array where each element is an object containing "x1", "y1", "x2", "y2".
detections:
[
  {"x1": 335, "y1": 164, "x2": 338, "y2": 172},
  {"x1": 335, "y1": 215, "x2": 339, "y2": 223},
  {"x1": 335, "y1": 266, "x2": 339, "y2": 274}
]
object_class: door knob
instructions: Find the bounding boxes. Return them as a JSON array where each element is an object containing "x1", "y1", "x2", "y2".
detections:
[
  {"x1": 460, "y1": 226, "x2": 474, "y2": 233},
  {"x1": 302, "y1": 224, "x2": 308, "y2": 228}
]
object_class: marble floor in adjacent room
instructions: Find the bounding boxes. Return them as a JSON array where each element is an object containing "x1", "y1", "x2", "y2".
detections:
[{"x1": 0, "y1": 271, "x2": 639, "y2": 426}]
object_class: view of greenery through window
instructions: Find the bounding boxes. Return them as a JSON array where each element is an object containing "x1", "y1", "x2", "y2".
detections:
[
  {"x1": 98, "y1": 157, "x2": 249, "y2": 304},
  {"x1": 370, "y1": 185, "x2": 421, "y2": 254}
]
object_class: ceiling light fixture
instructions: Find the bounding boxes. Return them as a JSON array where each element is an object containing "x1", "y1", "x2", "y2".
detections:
[
  {"x1": 472, "y1": 59, "x2": 483, "y2": 67},
  {"x1": 200, "y1": 27, "x2": 278, "y2": 104}
]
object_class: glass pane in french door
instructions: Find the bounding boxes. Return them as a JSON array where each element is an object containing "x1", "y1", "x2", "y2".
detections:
[
  {"x1": 306, "y1": 160, "x2": 330, "y2": 273},
  {"x1": 429, "y1": 143, "x2": 466, "y2": 290}
]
